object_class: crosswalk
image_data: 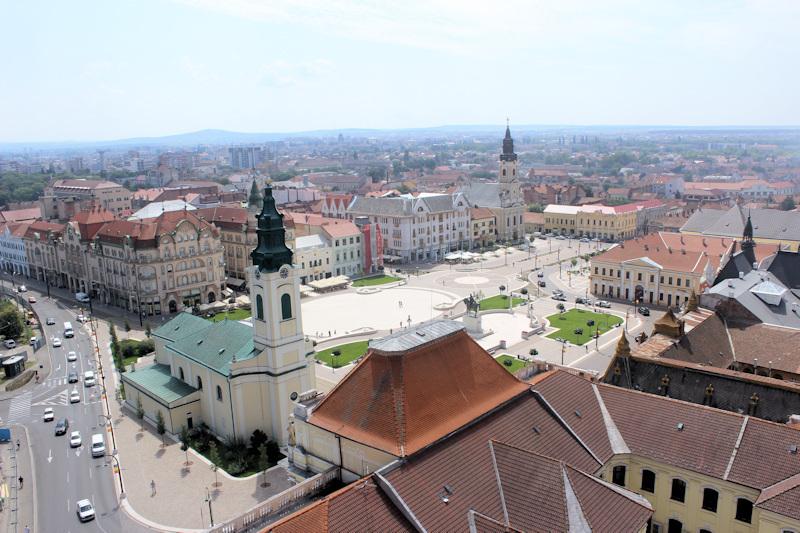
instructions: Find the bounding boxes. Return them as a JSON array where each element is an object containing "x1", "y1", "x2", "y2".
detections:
[{"x1": 7, "y1": 391, "x2": 31, "y2": 422}]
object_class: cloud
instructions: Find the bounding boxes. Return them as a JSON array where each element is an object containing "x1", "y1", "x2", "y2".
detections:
[{"x1": 259, "y1": 58, "x2": 334, "y2": 88}]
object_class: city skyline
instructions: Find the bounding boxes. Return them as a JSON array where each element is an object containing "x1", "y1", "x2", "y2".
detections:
[{"x1": 2, "y1": 0, "x2": 799, "y2": 143}]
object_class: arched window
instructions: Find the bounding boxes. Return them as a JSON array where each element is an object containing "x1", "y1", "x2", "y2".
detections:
[
  {"x1": 612, "y1": 465, "x2": 626, "y2": 486},
  {"x1": 735, "y1": 498, "x2": 753, "y2": 524},
  {"x1": 668, "y1": 519, "x2": 683, "y2": 533},
  {"x1": 702, "y1": 487, "x2": 719, "y2": 513},
  {"x1": 196, "y1": 376, "x2": 203, "y2": 390},
  {"x1": 256, "y1": 294, "x2": 264, "y2": 320},
  {"x1": 179, "y1": 367, "x2": 184, "y2": 381},
  {"x1": 670, "y1": 478, "x2": 686, "y2": 502},
  {"x1": 216, "y1": 385, "x2": 223, "y2": 402},
  {"x1": 640, "y1": 469, "x2": 656, "y2": 493},
  {"x1": 281, "y1": 293, "x2": 292, "y2": 320}
]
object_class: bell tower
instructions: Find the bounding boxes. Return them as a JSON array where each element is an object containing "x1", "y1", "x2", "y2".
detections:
[
  {"x1": 243, "y1": 184, "x2": 314, "y2": 442},
  {"x1": 498, "y1": 121, "x2": 524, "y2": 240}
]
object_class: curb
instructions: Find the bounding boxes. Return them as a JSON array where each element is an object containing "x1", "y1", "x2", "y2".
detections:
[
  {"x1": 120, "y1": 497, "x2": 207, "y2": 533},
  {"x1": 15, "y1": 423, "x2": 37, "y2": 533}
]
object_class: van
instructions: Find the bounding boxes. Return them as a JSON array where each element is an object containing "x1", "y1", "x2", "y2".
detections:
[
  {"x1": 91, "y1": 434, "x2": 105, "y2": 458},
  {"x1": 84, "y1": 371, "x2": 96, "y2": 387},
  {"x1": 64, "y1": 321, "x2": 74, "y2": 338}
]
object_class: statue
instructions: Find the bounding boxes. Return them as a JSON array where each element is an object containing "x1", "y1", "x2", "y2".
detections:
[
  {"x1": 463, "y1": 294, "x2": 480, "y2": 317},
  {"x1": 287, "y1": 420, "x2": 296, "y2": 447}
]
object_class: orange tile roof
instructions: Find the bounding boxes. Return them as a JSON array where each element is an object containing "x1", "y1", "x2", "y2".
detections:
[
  {"x1": 0, "y1": 207, "x2": 41, "y2": 222},
  {"x1": 309, "y1": 326, "x2": 530, "y2": 456},
  {"x1": 470, "y1": 207, "x2": 495, "y2": 219}
]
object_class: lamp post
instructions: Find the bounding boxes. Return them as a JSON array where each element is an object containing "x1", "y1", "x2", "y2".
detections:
[
  {"x1": 105, "y1": 454, "x2": 124, "y2": 495},
  {"x1": 205, "y1": 486, "x2": 214, "y2": 526}
]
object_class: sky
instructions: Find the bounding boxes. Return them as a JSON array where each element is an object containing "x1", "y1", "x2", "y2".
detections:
[{"x1": 1, "y1": 0, "x2": 799, "y2": 142}]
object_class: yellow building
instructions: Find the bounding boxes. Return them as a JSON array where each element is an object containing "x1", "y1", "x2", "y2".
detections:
[
  {"x1": 470, "y1": 207, "x2": 496, "y2": 248},
  {"x1": 121, "y1": 186, "x2": 315, "y2": 445},
  {"x1": 544, "y1": 203, "x2": 638, "y2": 240}
]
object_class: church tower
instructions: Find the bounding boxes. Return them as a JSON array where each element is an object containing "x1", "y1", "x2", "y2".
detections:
[
  {"x1": 498, "y1": 123, "x2": 524, "y2": 240},
  {"x1": 243, "y1": 184, "x2": 314, "y2": 443}
]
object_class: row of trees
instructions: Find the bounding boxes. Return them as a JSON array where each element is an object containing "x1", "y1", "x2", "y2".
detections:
[{"x1": 0, "y1": 300, "x2": 25, "y2": 341}]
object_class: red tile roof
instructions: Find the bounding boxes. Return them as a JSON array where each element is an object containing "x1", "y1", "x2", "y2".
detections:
[
  {"x1": 471, "y1": 207, "x2": 495, "y2": 220},
  {"x1": 309, "y1": 328, "x2": 530, "y2": 456},
  {"x1": 0, "y1": 207, "x2": 41, "y2": 223}
]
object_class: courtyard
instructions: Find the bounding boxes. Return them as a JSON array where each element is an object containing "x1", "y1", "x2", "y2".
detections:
[{"x1": 545, "y1": 308, "x2": 623, "y2": 345}]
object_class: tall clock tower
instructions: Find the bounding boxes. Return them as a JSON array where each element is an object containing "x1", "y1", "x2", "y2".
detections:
[
  {"x1": 498, "y1": 123, "x2": 525, "y2": 240},
  {"x1": 242, "y1": 184, "x2": 314, "y2": 443}
]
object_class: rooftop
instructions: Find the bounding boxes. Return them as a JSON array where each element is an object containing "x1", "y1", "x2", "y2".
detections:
[{"x1": 121, "y1": 364, "x2": 197, "y2": 404}]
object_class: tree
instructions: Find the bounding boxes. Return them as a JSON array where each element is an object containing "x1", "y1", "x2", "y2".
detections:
[
  {"x1": 258, "y1": 443, "x2": 270, "y2": 487},
  {"x1": 527, "y1": 203, "x2": 544, "y2": 213},
  {"x1": 156, "y1": 410, "x2": 166, "y2": 447},
  {"x1": 124, "y1": 320, "x2": 131, "y2": 338},
  {"x1": 570, "y1": 258, "x2": 578, "y2": 268},
  {"x1": 780, "y1": 196, "x2": 796, "y2": 211},
  {"x1": 180, "y1": 426, "x2": 191, "y2": 467},
  {"x1": 557, "y1": 303, "x2": 566, "y2": 313},
  {"x1": 144, "y1": 322, "x2": 152, "y2": 338},
  {"x1": 0, "y1": 303, "x2": 24, "y2": 340},
  {"x1": 135, "y1": 396, "x2": 145, "y2": 431},
  {"x1": 248, "y1": 180, "x2": 262, "y2": 208},
  {"x1": 208, "y1": 442, "x2": 221, "y2": 487}
]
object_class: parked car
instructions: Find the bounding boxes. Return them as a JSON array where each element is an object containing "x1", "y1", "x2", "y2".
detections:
[
  {"x1": 537, "y1": 271, "x2": 544, "y2": 278},
  {"x1": 69, "y1": 431, "x2": 82, "y2": 448},
  {"x1": 67, "y1": 351, "x2": 77, "y2": 362},
  {"x1": 27, "y1": 295, "x2": 36, "y2": 303},
  {"x1": 76, "y1": 499, "x2": 95, "y2": 522},
  {"x1": 579, "y1": 238, "x2": 590, "y2": 243},
  {"x1": 597, "y1": 300, "x2": 612, "y2": 308},
  {"x1": 55, "y1": 418, "x2": 69, "y2": 435},
  {"x1": 29, "y1": 336, "x2": 39, "y2": 346},
  {"x1": 575, "y1": 297, "x2": 587, "y2": 304},
  {"x1": 68, "y1": 371, "x2": 79, "y2": 383},
  {"x1": 75, "y1": 292, "x2": 90, "y2": 303},
  {"x1": 3, "y1": 339, "x2": 16, "y2": 349},
  {"x1": 43, "y1": 408, "x2": 55, "y2": 422},
  {"x1": 46, "y1": 317, "x2": 56, "y2": 325},
  {"x1": 556, "y1": 235, "x2": 566, "y2": 240},
  {"x1": 551, "y1": 294, "x2": 567, "y2": 302},
  {"x1": 638, "y1": 306, "x2": 650, "y2": 316},
  {"x1": 52, "y1": 337, "x2": 62, "y2": 347},
  {"x1": 538, "y1": 280, "x2": 546, "y2": 287}
]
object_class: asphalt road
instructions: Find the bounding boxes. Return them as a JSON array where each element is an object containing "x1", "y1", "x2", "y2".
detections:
[{"x1": 0, "y1": 286, "x2": 148, "y2": 533}]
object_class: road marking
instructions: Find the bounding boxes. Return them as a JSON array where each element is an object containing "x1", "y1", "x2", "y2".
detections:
[
  {"x1": 89, "y1": 468, "x2": 92, "y2": 479},
  {"x1": 67, "y1": 471, "x2": 70, "y2": 483},
  {"x1": 67, "y1": 498, "x2": 70, "y2": 512},
  {"x1": 47, "y1": 449, "x2": 53, "y2": 463},
  {"x1": 7, "y1": 391, "x2": 31, "y2": 421}
]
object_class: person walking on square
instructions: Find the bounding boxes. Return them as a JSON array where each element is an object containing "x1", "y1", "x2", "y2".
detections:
[{"x1": 150, "y1": 479, "x2": 156, "y2": 496}]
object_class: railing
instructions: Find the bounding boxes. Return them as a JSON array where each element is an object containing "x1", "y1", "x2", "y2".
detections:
[{"x1": 209, "y1": 466, "x2": 339, "y2": 533}]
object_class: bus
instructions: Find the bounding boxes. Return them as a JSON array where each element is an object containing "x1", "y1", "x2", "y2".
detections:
[{"x1": 64, "y1": 322, "x2": 74, "y2": 338}]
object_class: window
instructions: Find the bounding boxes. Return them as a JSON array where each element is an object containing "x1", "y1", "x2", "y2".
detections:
[
  {"x1": 650, "y1": 275, "x2": 654, "y2": 283},
  {"x1": 196, "y1": 376, "x2": 203, "y2": 390},
  {"x1": 670, "y1": 478, "x2": 686, "y2": 502},
  {"x1": 216, "y1": 385, "x2": 223, "y2": 401},
  {"x1": 626, "y1": 271, "x2": 630, "y2": 279},
  {"x1": 179, "y1": 367, "x2": 184, "y2": 381},
  {"x1": 637, "y1": 272, "x2": 642, "y2": 281},
  {"x1": 281, "y1": 293, "x2": 292, "y2": 320},
  {"x1": 667, "y1": 519, "x2": 682, "y2": 533},
  {"x1": 668, "y1": 276, "x2": 673, "y2": 284},
  {"x1": 612, "y1": 465, "x2": 626, "y2": 486},
  {"x1": 701, "y1": 488, "x2": 718, "y2": 512},
  {"x1": 699, "y1": 529, "x2": 712, "y2": 533},
  {"x1": 735, "y1": 498, "x2": 753, "y2": 523},
  {"x1": 640, "y1": 469, "x2": 656, "y2": 493},
  {"x1": 256, "y1": 294, "x2": 264, "y2": 320},
  {"x1": 676, "y1": 278, "x2": 681, "y2": 287}
]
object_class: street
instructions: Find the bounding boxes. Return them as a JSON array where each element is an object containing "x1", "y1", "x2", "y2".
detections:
[{"x1": 0, "y1": 282, "x2": 148, "y2": 533}]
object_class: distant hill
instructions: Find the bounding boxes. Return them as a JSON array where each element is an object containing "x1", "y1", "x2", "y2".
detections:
[{"x1": 2, "y1": 125, "x2": 799, "y2": 152}]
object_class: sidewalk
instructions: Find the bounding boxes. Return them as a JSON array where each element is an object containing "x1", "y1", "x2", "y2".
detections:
[
  {"x1": 94, "y1": 322, "x2": 296, "y2": 530},
  {"x1": 0, "y1": 426, "x2": 35, "y2": 533}
]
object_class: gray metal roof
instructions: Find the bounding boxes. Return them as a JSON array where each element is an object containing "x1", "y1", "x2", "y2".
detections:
[
  {"x1": 369, "y1": 319, "x2": 465, "y2": 354},
  {"x1": 348, "y1": 196, "x2": 411, "y2": 217},
  {"x1": 682, "y1": 205, "x2": 800, "y2": 241},
  {"x1": 460, "y1": 182, "x2": 502, "y2": 208},
  {"x1": 707, "y1": 270, "x2": 800, "y2": 329}
]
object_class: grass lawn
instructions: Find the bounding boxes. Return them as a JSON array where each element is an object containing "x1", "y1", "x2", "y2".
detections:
[
  {"x1": 495, "y1": 354, "x2": 527, "y2": 373},
  {"x1": 316, "y1": 340, "x2": 370, "y2": 368},
  {"x1": 207, "y1": 308, "x2": 252, "y2": 322},
  {"x1": 545, "y1": 309, "x2": 623, "y2": 345},
  {"x1": 479, "y1": 294, "x2": 525, "y2": 311},
  {"x1": 351, "y1": 275, "x2": 401, "y2": 287}
]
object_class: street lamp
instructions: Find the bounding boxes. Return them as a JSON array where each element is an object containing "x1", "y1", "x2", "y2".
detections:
[
  {"x1": 205, "y1": 486, "x2": 215, "y2": 526},
  {"x1": 104, "y1": 453, "x2": 124, "y2": 495}
]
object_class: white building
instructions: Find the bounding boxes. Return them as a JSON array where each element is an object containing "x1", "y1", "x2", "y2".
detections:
[
  {"x1": 320, "y1": 222, "x2": 362, "y2": 277},
  {"x1": 294, "y1": 234, "x2": 333, "y2": 284},
  {"x1": 346, "y1": 192, "x2": 470, "y2": 262},
  {"x1": 0, "y1": 222, "x2": 30, "y2": 276}
]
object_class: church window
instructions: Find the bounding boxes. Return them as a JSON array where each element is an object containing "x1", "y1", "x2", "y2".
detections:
[
  {"x1": 281, "y1": 293, "x2": 292, "y2": 320},
  {"x1": 502, "y1": 168, "x2": 506, "y2": 176},
  {"x1": 256, "y1": 295, "x2": 264, "y2": 320},
  {"x1": 216, "y1": 385, "x2": 223, "y2": 401}
]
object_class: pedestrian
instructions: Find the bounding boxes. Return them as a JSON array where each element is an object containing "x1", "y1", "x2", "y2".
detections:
[
  {"x1": 24, "y1": 526, "x2": 29, "y2": 533},
  {"x1": 18, "y1": 476, "x2": 23, "y2": 489},
  {"x1": 328, "y1": 330, "x2": 331, "y2": 337},
  {"x1": 16, "y1": 439, "x2": 20, "y2": 450},
  {"x1": 150, "y1": 479, "x2": 156, "y2": 496}
]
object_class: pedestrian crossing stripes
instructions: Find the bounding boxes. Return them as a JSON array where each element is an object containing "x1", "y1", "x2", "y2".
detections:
[
  {"x1": 46, "y1": 377, "x2": 68, "y2": 387},
  {"x1": 32, "y1": 389, "x2": 69, "y2": 407},
  {"x1": 7, "y1": 391, "x2": 31, "y2": 421}
]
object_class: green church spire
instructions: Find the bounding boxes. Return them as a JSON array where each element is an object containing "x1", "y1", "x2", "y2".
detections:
[{"x1": 250, "y1": 184, "x2": 293, "y2": 272}]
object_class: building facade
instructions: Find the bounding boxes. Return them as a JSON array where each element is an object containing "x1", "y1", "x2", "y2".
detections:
[
  {"x1": 0, "y1": 223, "x2": 30, "y2": 276},
  {"x1": 470, "y1": 207, "x2": 496, "y2": 248},
  {"x1": 40, "y1": 179, "x2": 131, "y2": 220},
  {"x1": 347, "y1": 193, "x2": 470, "y2": 262},
  {"x1": 544, "y1": 204, "x2": 639, "y2": 240}
]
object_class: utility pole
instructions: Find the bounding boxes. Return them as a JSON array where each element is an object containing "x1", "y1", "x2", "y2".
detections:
[{"x1": 206, "y1": 487, "x2": 214, "y2": 526}]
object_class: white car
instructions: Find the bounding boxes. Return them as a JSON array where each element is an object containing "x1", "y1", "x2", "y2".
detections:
[
  {"x1": 43, "y1": 407, "x2": 55, "y2": 422},
  {"x1": 67, "y1": 351, "x2": 77, "y2": 362},
  {"x1": 52, "y1": 337, "x2": 62, "y2": 347},
  {"x1": 69, "y1": 430, "x2": 82, "y2": 448},
  {"x1": 77, "y1": 314, "x2": 88, "y2": 323},
  {"x1": 76, "y1": 499, "x2": 95, "y2": 522},
  {"x1": 597, "y1": 300, "x2": 612, "y2": 308},
  {"x1": 46, "y1": 317, "x2": 56, "y2": 325},
  {"x1": 69, "y1": 389, "x2": 81, "y2": 404},
  {"x1": 17, "y1": 285, "x2": 26, "y2": 292}
]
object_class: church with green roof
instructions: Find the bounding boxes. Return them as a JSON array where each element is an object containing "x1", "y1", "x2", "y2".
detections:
[{"x1": 121, "y1": 185, "x2": 316, "y2": 443}]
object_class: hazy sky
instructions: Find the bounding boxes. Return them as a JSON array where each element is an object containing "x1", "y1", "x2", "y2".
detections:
[{"x1": 2, "y1": 0, "x2": 799, "y2": 142}]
